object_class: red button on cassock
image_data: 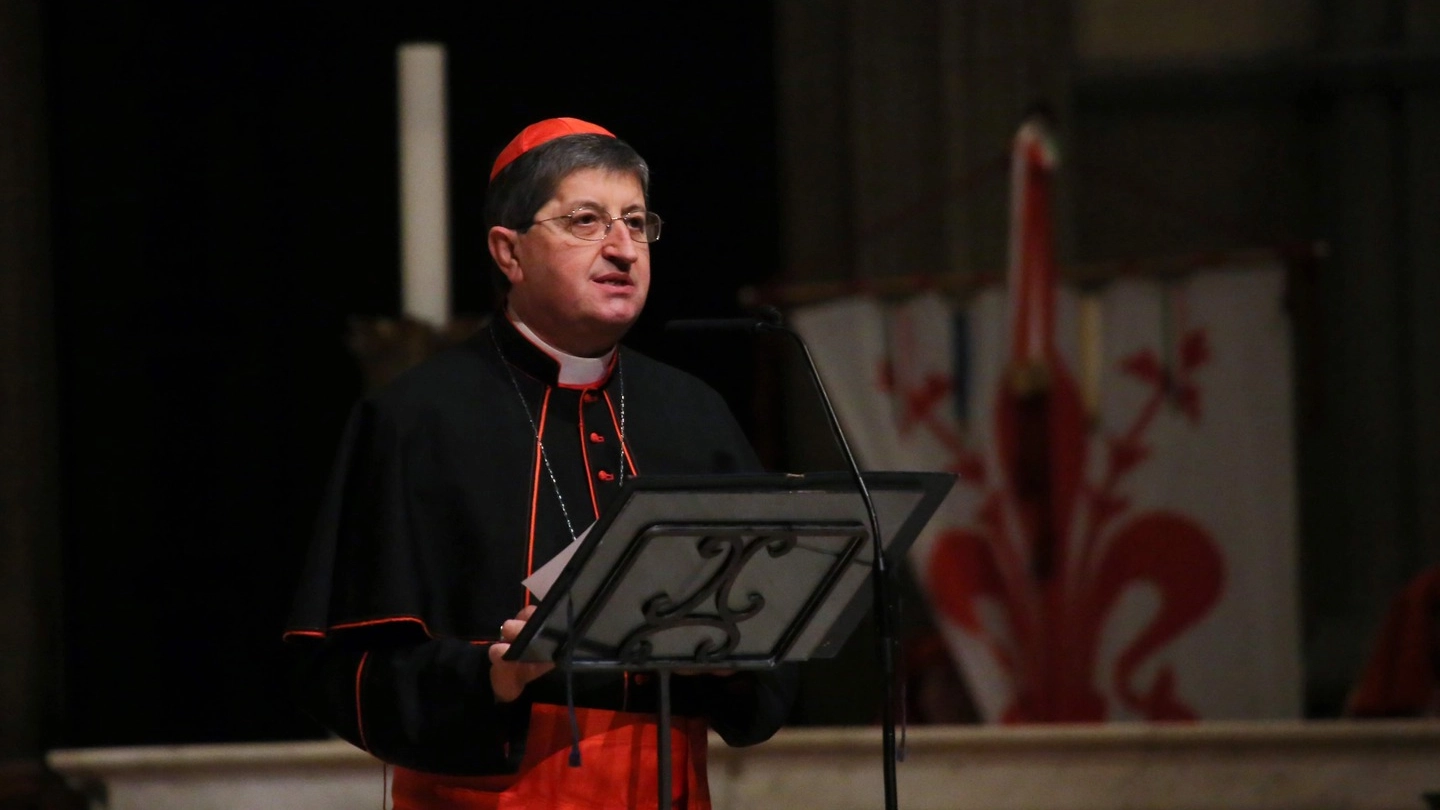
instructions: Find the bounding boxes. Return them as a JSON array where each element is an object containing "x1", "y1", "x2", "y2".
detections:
[
  {"x1": 597, "y1": 470, "x2": 615, "y2": 482},
  {"x1": 589, "y1": 432, "x2": 605, "y2": 443}
]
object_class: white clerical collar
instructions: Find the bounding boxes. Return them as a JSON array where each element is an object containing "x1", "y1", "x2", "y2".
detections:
[{"x1": 508, "y1": 314, "x2": 615, "y2": 386}]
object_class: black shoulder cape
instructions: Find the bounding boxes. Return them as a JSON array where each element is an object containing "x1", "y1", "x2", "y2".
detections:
[
  {"x1": 281, "y1": 316, "x2": 794, "y2": 776},
  {"x1": 287, "y1": 315, "x2": 762, "y2": 646}
]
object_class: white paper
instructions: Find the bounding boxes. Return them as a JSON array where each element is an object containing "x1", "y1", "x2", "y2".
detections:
[{"x1": 521, "y1": 524, "x2": 592, "y2": 601}]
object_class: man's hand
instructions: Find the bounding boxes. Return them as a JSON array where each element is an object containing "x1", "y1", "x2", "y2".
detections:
[{"x1": 488, "y1": 605, "x2": 555, "y2": 703}]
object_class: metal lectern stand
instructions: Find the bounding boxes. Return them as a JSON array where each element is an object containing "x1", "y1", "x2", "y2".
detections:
[{"x1": 505, "y1": 470, "x2": 955, "y2": 810}]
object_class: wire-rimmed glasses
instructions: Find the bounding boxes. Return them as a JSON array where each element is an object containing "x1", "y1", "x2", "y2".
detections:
[{"x1": 529, "y1": 206, "x2": 663, "y2": 243}]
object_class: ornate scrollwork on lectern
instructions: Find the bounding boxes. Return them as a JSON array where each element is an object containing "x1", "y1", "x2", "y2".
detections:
[{"x1": 617, "y1": 533, "x2": 798, "y2": 666}]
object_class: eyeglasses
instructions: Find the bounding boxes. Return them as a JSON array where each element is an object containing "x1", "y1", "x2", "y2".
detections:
[{"x1": 529, "y1": 206, "x2": 663, "y2": 243}]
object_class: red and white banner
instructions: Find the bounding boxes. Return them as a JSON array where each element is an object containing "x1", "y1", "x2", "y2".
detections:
[{"x1": 790, "y1": 121, "x2": 1301, "y2": 722}]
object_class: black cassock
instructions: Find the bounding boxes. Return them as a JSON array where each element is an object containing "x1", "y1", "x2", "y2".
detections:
[{"x1": 284, "y1": 314, "x2": 796, "y2": 803}]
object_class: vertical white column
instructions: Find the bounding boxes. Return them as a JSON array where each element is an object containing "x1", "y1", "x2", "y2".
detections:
[{"x1": 397, "y1": 42, "x2": 450, "y2": 327}]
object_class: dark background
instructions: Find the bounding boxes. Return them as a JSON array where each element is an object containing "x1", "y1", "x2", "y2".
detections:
[{"x1": 44, "y1": 3, "x2": 781, "y2": 746}]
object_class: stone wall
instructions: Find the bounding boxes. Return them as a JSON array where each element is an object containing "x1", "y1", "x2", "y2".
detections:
[{"x1": 46, "y1": 722, "x2": 1440, "y2": 810}]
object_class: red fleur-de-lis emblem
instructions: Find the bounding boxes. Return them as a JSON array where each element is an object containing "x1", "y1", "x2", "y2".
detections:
[
  {"x1": 912, "y1": 330, "x2": 1225, "y2": 721},
  {"x1": 906, "y1": 116, "x2": 1226, "y2": 721}
]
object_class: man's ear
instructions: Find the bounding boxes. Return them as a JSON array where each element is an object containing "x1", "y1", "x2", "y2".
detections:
[{"x1": 488, "y1": 226, "x2": 524, "y2": 285}]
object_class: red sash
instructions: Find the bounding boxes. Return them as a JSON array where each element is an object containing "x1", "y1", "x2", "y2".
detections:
[{"x1": 391, "y1": 704, "x2": 711, "y2": 810}]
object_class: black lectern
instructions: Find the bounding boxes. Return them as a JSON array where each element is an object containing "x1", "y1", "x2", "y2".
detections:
[{"x1": 506, "y1": 470, "x2": 956, "y2": 810}]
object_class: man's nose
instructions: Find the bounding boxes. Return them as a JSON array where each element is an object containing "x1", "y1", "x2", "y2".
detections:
[{"x1": 600, "y1": 220, "x2": 640, "y2": 264}]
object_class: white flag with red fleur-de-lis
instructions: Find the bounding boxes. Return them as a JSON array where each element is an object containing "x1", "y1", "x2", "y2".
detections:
[{"x1": 790, "y1": 121, "x2": 1302, "y2": 722}]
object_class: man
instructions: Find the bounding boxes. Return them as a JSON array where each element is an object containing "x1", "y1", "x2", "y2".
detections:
[{"x1": 284, "y1": 118, "x2": 796, "y2": 809}]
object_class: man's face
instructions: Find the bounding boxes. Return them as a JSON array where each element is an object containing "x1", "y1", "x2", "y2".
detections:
[{"x1": 498, "y1": 167, "x2": 651, "y2": 356}]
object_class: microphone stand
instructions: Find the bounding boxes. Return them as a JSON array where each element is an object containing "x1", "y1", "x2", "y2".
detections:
[{"x1": 666, "y1": 313, "x2": 902, "y2": 810}]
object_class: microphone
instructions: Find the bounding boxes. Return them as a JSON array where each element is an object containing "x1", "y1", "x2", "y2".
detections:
[
  {"x1": 668, "y1": 308, "x2": 902, "y2": 810},
  {"x1": 663, "y1": 317, "x2": 775, "y2": 334},
  {"x1": 663, "y1": 307, "x2": 785, "y2": 335}
]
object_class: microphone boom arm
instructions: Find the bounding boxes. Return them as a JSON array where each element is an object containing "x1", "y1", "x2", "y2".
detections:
[{"x1": 665, "y1": 315, "x2": 903, "y2": 810}]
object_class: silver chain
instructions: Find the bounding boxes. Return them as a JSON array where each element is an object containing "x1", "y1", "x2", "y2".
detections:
[
  {"x1": 617, "y1": 363, "x2": 626, "y2": 489},
  {"x1": 491, "y1": 327, "x2": 627, "y2": 541}
]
